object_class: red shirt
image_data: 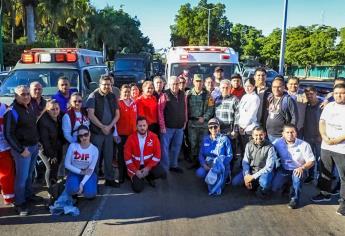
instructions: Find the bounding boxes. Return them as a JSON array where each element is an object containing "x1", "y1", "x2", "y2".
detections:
[
  {"x1": 124, "y1": 131, "x2": 161, "y2": 177},
  {"x1": 117, "y1": 100, "x2": 137, "y2": 136},
  {"x1": 136, "y1": 95, "x2": 158, "y2": 125},
  {"x1": 230, "y1": 87, "x2": 245, "y2": 100}
]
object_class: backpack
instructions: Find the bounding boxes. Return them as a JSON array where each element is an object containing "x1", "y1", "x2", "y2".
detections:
[
  {"x1": 267, "y1": 93, "x2": 294, "y2": 124},
  {"x1": 66, "y1": 108, "x2": 88, "y2": 136}
]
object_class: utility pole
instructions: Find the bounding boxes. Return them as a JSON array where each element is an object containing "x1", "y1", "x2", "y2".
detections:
[
  {"x1": 201, "y1": 6, "x2": 218, "y2": 46},
  {"x1": 279, "y1": 0, "x2": 288, "y2": 75}
]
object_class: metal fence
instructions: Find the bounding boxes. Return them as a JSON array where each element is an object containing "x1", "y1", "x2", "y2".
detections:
[{"x1": 287, "y1": 66, "x2": 345, "y2": 79}]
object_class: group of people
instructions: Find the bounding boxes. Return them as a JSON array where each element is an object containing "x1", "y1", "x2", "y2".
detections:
[{"x1": 0, "y1": 67, "x2": 344, "y2": 218}]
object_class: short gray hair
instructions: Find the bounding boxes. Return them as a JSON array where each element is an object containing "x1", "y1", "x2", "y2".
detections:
[
  {"x1": 168, "y1": 76, "x2": 178, "y2": 85},
  {"x1": 153, "y1": 76, "x2": 163, "y2": 83},
  {"x1": 30, "y1": 81, "x2": 42, "y2": 89},
  {"x1": 15, "y1": 85, "x2": 29, "y2": 95},
  {"x1": 220, "y1": 79, "x2": 231, "y2": 87}
]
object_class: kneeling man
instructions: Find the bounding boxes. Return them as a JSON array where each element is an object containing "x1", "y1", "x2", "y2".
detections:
[
  {"x1": 232, "y1": 127, "x2": 277, "y2": 198},
  {"x1": 272, "y1": 124, "x2": 315, "y2": 209},
  {"x1": 124, "y1": 116, "x2": 167, "y2": 193}
]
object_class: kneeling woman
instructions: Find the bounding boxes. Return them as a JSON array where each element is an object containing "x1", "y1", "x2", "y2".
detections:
[
  {"x1": 64, "y1": 125, "x2": 98, "y2": 199},
  {"x1": 196, "y1": 118, "x2": 233, "y2": 195}
]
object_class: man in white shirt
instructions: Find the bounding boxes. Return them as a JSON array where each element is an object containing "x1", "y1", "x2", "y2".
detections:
[
  {"x1": 272, "y1": 124, "x2": 315, "y2": 209},
  {"x1": 311, "y1": 83, "x2": 345, "y2": 216}
]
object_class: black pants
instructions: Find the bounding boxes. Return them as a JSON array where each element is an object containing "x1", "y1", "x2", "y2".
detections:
[
  {"x1": 131, "y1": 165, "x2": 167, "y2": 193},
  {"x1": 318, "y1": 149, "x2": 345, "y2": 200},
  {"x1": 117, "y1": 135, "x2": 129, "y2": 182},
  {"x1": 39, "y1": 149, "x2": 61, "y2": 187}
]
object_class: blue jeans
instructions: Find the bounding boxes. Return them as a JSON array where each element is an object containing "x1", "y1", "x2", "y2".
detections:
[
  {"x1": 11, "y1": 144, "x2": 39, "y2": 205},
  {"x1": 232, "y1": 171, "x2": 273, "y2": 191},
  {"x1": 272, "y1": 168, "x2": 307, "y2": 202},
  {"x1": 160, "y1": 128, "x2": 184, "y2": 171},
  {"x1": 65, "y1": 172, "x2": 97, "y2": 198}
]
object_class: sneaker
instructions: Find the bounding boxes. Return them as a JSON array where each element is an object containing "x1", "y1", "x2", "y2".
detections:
[
  {"x1": 311, "y1": 193, "x2": 331, "y2": 202},
  {"x1": 15, "y1": 203, "x2": 30, "y2": 216},
  {"x1": 169, "y1": 167, "x2": 184, "y2": 173},
  {"x1": 330, "y1": 187, "x2": 340, "y2": 196},
  {"x1": 288, "y1": 199, "x2": 298, "y2": 209},
  {"x1": 105, "y1": 180, "x2": 120, "y2": 188}
]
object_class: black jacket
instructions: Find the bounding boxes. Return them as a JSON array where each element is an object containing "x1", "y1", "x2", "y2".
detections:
[
  {"x1": 37, "y1": 112, "x2": 64, "y2": 159},
  {"x1": 4, "y1": 101, "x2": 39, "y2": 153}
]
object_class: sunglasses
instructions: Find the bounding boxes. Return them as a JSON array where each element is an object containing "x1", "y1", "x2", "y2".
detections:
[
  {"x1": 78, "y1": 132, "x2": 89, "y2": 138},
  {"x1": 208, "y1": 125, "x2": 219, "y2": 130}
]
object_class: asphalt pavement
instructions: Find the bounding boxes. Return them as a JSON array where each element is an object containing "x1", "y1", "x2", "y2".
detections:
[{"x1": 1, "y1": 161, "x2": 344, "y2": 236}]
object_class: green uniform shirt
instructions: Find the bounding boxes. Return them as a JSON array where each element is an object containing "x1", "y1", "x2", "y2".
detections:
[{"x1": 187, "y1": 88, "x2": 215, "y2": 125}]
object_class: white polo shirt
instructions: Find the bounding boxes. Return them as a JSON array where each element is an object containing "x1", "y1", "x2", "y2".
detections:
[
  {"x1": 320, "y1": 102, "x2": 345, "y2": 154},
  {"x1": 273, "y1": 138, "x2": 315, "y2": 170}
]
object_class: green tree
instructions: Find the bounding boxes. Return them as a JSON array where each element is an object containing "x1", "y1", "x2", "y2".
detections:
[
  {"x1": 170, "y1": 0, "x2": 231, "y2": 46},
  {"x1": 258, "y1": 28, "x2": 281, "y2": 68}
]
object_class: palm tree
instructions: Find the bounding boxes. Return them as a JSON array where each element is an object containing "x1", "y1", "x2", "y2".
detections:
[{"x1": 21, "y1": 0, "x2": 38, "y2": 43}]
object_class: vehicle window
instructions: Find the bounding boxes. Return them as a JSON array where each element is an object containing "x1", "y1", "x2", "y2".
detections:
[
  {"x1": 0, "y1": 69, "x2": 79, "y2": 96},
  {"x1": 171, "y1": 63, "x2": 237, "y2": 80},
  {"x1": 88, "y1": 67, "x2": 108, "y2": 82},
  {"x1": 114, "y1": 59, "x2": 144, "y2": 72}
]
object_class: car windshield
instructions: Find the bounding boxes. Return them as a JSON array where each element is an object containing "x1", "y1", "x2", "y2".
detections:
[
  {"x1": 0, "y1": 69, "x2": 79, "y2": 96},
  {"x1": 171, "y1": 63, "x2": 240, "y2": 80},
  {"x1": 114, "y1": 59, "x2": 144, "y2": 72}
]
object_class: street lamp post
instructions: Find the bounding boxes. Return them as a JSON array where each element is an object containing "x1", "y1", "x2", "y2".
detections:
[
  {"x1": 201, "y1": 6, "x2": 218, "y2": 46},
  {"x1": 279, "y1": 0, "x2": 288, "y2": 75}
]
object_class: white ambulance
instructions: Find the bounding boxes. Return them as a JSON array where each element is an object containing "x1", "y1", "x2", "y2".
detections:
[{"x1": 165, "y1": 46, "x2": 241, "y2": 85}]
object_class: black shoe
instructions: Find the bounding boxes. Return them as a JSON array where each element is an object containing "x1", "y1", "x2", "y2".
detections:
[
  {"x1": 27, "y1": 194, "x2": 44, "y2": 203},
  {"x1": 311, "y1": 193, "x2": 331, "y2": 202},
  {"x1": 146, "y1": 179, "x2": 156, "y2": 188},
  {"x1": 336, "y1": 200, "x2": 345, "y2": 216},
  {"x1": 288, "y1": 199, "x2": 298, "y2": 209},
  {"x1": 330, "y1": 186, "x2": 340, "y2": 196},
  {"x1": 169, "y1": 167, "x2": 184, "y2": 173},
  {"x1": 255, "y1": 187, "x2": 270, "y2": 200},
  {"x1": 15, "y1": 203, "x2": 30, "y2": 216},
  {"x1": 105, "y1": 180, "x2": 120, "y2": 188},
  {"x1": 304, "y1": 176, "x2": 314, "y2": 184},
  {"x1": 187, "y1": 162, "x2": 199, "y2": 170}
]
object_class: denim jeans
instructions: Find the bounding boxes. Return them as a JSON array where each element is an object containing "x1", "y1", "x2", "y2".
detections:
[
  {"x1": 272, "y1": 168, "x2": 307, "y2": 202},
  {"x1": 160, "y1": 128, "x2": 184, "y2": 171},
  {"x1": 304, "y1": 140, "x2": 321, "y2": 179},
  {"x1": 11, "y1": 144, "x2": 39, "y2": 205},
  {"x1": 65, "y1": 172, "x2": 98, "y2": 198},
  {"x1": 232, "y1": 171, "x2": 273, "y2": 191}
]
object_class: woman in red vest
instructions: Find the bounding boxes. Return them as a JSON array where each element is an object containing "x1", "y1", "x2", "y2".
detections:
[
  {"x1": 117, "y1": 84, "x2": 137, "y2": 183},
  {"x1": 136, "y1": 81, "x2": 159, "y2": 134}
]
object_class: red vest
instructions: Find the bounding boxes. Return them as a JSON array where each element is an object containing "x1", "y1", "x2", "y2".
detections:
[{"x1": 124, "y1": 131, "x2": 161, "y2": 177}]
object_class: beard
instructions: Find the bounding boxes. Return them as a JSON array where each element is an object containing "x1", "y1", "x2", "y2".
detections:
[{"x1": 138, "y1": 129, "x2": 147, "y2": 135}]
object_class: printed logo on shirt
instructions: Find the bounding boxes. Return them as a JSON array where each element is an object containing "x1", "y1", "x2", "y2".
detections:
[
  {"x1": 147, "y1": 139, "x2": 153, "y2": 147},
  {"x1": 204, "y1": 143, "x2": 210, "y2": 147},
  {"x1": 73, "y1": 151, "x2": 90, "y2": 161}
]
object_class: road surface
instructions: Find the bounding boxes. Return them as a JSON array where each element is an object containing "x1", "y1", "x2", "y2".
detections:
[{"x1": 0, "y1": 162, "x2": 344, "y2": 236}]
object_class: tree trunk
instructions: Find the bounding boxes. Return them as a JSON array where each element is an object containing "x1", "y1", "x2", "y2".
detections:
[{"x1": 25, "y1": 4, "x2": 35, "y2": 43}]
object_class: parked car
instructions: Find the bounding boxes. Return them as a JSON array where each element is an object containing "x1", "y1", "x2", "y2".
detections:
[{"x1": 0, "y1": 71, "x2": 9, "y2": 85}]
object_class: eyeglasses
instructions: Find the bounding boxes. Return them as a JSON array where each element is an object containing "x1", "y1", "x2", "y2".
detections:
[
  {"x1": 208, "y1": 125, "x2": 219, "y2": 130},
  {"x1": 19, "y1": 93, "x2": 30, "y2": 97},
  {"x1": 101, "y1": 83, "x2": 111, "y2": 87},
  {"x1": 78, "y1": 132, "x2": 89, "y2": 138},
  {"x1": 72, "y1": 100, "x2": 82, "y2": 103}
]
